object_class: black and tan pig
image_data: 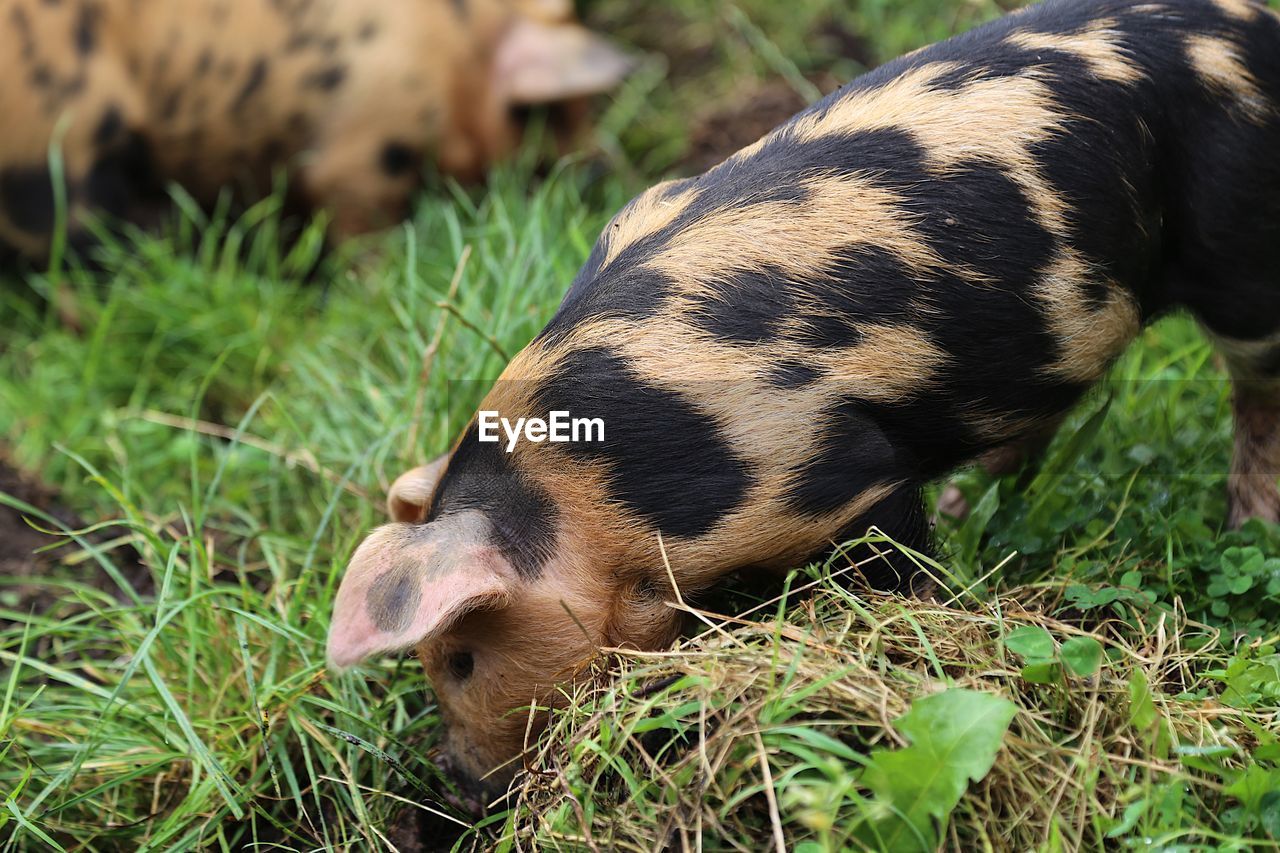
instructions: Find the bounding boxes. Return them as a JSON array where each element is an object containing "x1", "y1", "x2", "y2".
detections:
[
  {"x1": 0, "y1": 0, "x2": 631, "y2": 260},
  {"x1": 330, "y1": 0, "x2": 1280, "y2": 802}
]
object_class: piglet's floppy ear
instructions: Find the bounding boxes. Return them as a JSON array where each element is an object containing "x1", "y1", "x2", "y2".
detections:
[
  {"x1": 496, "y1": 19, "x2": 635, "y2": 104},
  {"x1": 387, "y1": 455, "x2": 449, "y2": 523},
  {"x1": 327, "y1": 521, "x2": 513, "y2": 670}
]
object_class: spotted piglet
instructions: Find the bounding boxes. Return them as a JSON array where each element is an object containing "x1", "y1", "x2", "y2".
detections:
[
  {"x1": 330, "y1": 0, "x2": 1280, "y2": 803},
  {"x1": 0, "y1": 0, "x2": 631, "y2": 260}
]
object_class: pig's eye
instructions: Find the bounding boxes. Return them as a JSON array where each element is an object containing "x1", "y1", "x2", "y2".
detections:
[{"x1": 447, "y1": 651, "x2": 475, "y2": 681}]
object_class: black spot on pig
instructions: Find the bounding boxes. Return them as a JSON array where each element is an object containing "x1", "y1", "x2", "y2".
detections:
[
  {"x1": 380, "y1": 141, "x2": 416, "y2": 177},
  {"x1": 84, "y1": 131, "x2": 156, "y2": 220},
  {"x1": 789, "y1": 245, "x2": 919, "y2": 348},
  {"x1": 74, "y1": 2, "x2": 98, "y2": 55},
  {"x1": 695, "y1": 126, "x2": 918, "y2": 222},
  {"x1": 537, "y1": 348, "x2": 753, "y2": 539},
  {"x1": 232, "y1": 58, "x2": 269, "y2": 112},
  {"x1": 1030, "y1": 95, "x2": 1160, "y2": 296},
  {"x1": 0, "y1": 166, "x2": 55, "y2": 235},
  {"x1": 428, "y1": 427, "x2": 560, "y2": 580},
  {"x1": 792, "y1": 313, "x2": 864, "y2": 348},
  {"x1": 692, "y1": 265, "x2": 795, "y2": 344},
  {"x1": 93, "y1": 105, "x2": 123, "y2": 146},
  {"x1": 305, "y1": 65, "x2": 346, "y2": 91},
  {"x1": 542, "y1": 263, "x2": 675, "y2": 341},
  {"x1": 877, "y1": 153, "x2": 1058, "y2": 289},
  {"x1": 1080, "y1": 278, "x2": 1116, "y2": 310},
  {"x1": 784, "y1": 399, "x2": 905, "y2": 515},
  {"x1": 765, "y1": 361, "x2": 822, "y2": 389},
  {"x1": 929, "y1": 43, "x2": 1090, "y2": 91},
  {"x1": 825, "y1": 484, "x2": 931, "y2": 591}
]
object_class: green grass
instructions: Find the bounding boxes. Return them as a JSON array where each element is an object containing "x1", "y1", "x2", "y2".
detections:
[{"x1": 3, "y1": 0, "x2": 1280, "y2": 849}]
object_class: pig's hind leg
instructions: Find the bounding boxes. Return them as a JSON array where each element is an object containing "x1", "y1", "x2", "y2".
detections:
[{"x1": 1214, "y1": 333, "x2": 1280, "y2": 528}]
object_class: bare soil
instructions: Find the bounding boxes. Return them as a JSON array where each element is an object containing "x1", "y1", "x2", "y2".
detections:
[
  {"x1": 0, "y1": 452, "x2": 147, "y2": 622},
  {"x1": 684, "y1": 76, "x2": 837, "y2": 173}
]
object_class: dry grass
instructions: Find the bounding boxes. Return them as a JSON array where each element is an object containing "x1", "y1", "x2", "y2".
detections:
[{"x1": 495, "y1": 555, "x2": 1273, "y2": 851}]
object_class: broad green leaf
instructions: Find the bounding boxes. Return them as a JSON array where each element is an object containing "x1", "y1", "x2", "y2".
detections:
[
  {"x1": 1222, "y1": 547, "x2": 1265, "y2": 577},
  {"x1": 1128, "y1": 670, "x2": 1157, "y2": 731},
  {"x1": 1004, "y1": 625, "x2": 1055, "y2": 661},
  {"x1": 957, "y1": 480, "x2": 1000, "y2": 566},
  {"x1": 857, "y1": 689, "x2": 1018, "y2": 852},
  {"x1": 1255, "y1": 742, "x2": 1280, "y2": 762},
  {"x1": 1262, "y1": 792, "x2": 1280, "y2": 838},
  {"x1": 1224, "y1": 764, "x2": 1280, "y2": 812},
  {"x1": 1060, "y1": 637, "x2": 1104, "y2": 677},
  {"x1": 1105, "y1": 798, "x2": 1148, "y2": 839},
  {"x1": 1065, "y1": 585, "x2": 1121, "y2": 610},
  {"x1": 1020, "y1": 662, "x2": 1061, "y2": 684},
  {"x1": 1211, "y1": 655, "x2": 1280, "y2": 709}
]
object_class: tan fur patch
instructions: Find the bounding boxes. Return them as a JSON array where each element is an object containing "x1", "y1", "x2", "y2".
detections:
[
  {"x1": 1211, "y1": 0, "x2": 1260, "y2": 21},
  {"x1": 819, "y1": 324, "x2": 948, "y2": 402},
  {"x1": 1036, "y1": 253, "x2": 1142, "y2": 382},
  {"x1": 1005, "y1": 20, "x2": 1144, "y2": 84},
  {"x1": 962, "y1": 409, "x2": 1059, "y2": 446},
  {"x1": 521, "y1": 309, "x2": 933, "y2": 584},
  {"x1": 645, "y1": 173, "x2": 946, "y2": 293},
  {"x1": 781, "y1": 64, "x2": 1074, "y2": 239},
  {"x1": 598, "y1": 178, "x2": 699, "y2": 271},
  {"x1": 1185, "y1": 34, "x2": 1272, "y2": 122}
]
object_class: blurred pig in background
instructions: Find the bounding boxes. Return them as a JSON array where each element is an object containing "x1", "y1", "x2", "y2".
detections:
[{"x1": 0, "y1": 0, "x2": 632, "y2": 261}]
